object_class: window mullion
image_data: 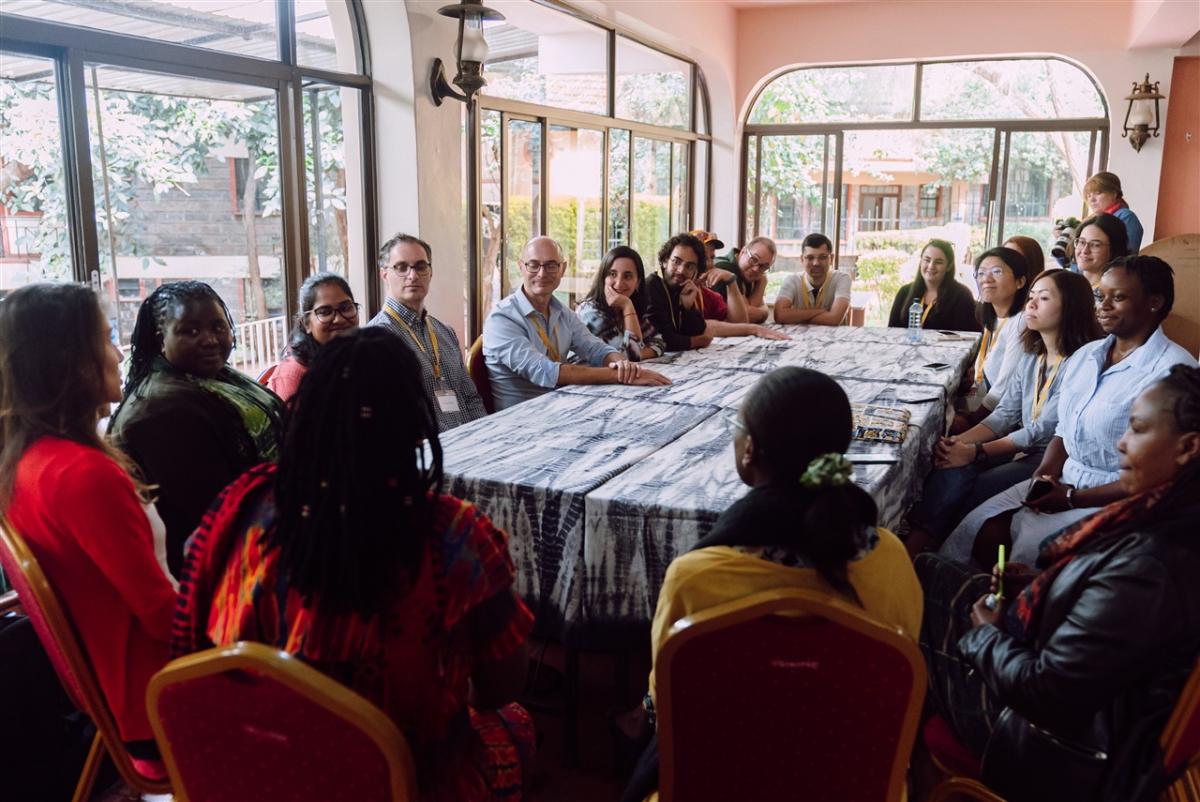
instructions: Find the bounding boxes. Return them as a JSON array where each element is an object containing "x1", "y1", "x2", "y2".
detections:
[{"x1": 59, "y1": 49, "x2": 99, "y2": 285}]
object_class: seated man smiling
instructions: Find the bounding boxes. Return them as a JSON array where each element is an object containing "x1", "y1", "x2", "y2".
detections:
[{"x1": 483, "y1": 236, "x2": 670, "y2": 410}]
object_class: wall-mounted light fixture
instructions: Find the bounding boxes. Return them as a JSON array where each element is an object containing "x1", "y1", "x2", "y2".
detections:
[
  {"x1": 430, "y1": 0, "x2": 505, "y2": 106},
  {"x1": 1122, "y1": 74, "x2": 1165, "y2": 153}
]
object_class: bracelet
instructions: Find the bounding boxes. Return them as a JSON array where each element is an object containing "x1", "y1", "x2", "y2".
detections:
[{"x1": 1065, "y1": 486, "x2": 1076, "y2": 509}]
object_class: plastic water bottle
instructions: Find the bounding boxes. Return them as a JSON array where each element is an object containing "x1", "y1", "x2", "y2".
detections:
[{"x1": 906, "y1": 299, "x2": 923, "y2": 343}]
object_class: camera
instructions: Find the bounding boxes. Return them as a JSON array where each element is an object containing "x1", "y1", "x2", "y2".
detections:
[{"x1": 1051, "y1": 216, "x2": 1082, "y2": 260}]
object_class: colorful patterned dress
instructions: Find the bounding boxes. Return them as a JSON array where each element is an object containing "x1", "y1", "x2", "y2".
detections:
[{"x1": 174, "y1": 464, "x2": 536, "y2": 802}]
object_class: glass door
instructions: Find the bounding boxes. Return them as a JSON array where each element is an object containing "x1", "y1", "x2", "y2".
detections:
[{"x1": 547, "y1": 125, "x2": 603, "y2": 306}]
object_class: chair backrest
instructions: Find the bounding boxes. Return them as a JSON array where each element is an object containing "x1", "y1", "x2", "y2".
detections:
[
  {"x1": 0, "y1": 515, "x2": 171, "y2": 794},
  {"x1": 148, "y1": 641, "x2": 418, "y2": 802},
  {"x1": 1141, "y1": 234, "x2": 1200, "y2": 357},
  {"x1": 1162, "y1": 658, "x2": 1200, "y2": 777},
  {"x1": 467, "y1": 335, "x2": 495, "y2": 414},
  {"x1": 256, "y1": 362, "x2": 279, "y2": 386},
  {"x1": 657, "y1": 588, "x2": 926, "y2": 802}
]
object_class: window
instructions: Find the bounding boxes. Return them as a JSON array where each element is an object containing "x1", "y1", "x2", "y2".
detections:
[
  {"x1": 918, "y1": 185, "x2": 943, "y2": 220},
  {"x1": 473, "y1": 4, "x2": 710, "y2": 335},
  {"x1": 744, "y1": 57, "x2": 1106, "y2": 325},
  {"x1": 482, "y1": 1, "x2": 608, "y2": 116},
  {"x1": 0, "y1": 51, "x2": 72, "y2": 295},
  {"x1": 0, "y1": 0, "x2": 373, "y2": 376}
]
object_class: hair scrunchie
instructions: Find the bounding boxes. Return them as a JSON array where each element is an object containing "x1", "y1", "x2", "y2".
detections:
[{"x1": 799, "y1": 452, "x2": 853, "y2": 489}]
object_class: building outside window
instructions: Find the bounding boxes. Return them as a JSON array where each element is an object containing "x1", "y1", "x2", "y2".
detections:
[
  {"x1": 0, "y1": 0, "x2": 373, "y2": 377},
  {"x1": 742, "y1": 57, "x2": 1107, "y2": 324}
]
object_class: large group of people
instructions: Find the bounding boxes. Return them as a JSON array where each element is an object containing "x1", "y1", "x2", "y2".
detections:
[{"x1": 1, "y1": 165, "x2": 1197, "y2": 802}]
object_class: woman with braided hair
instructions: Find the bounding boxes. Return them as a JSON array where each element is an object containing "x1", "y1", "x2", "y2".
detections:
[
  {"x1": 620, "y1": 366, "x2": 922, "y2": 802},
  {"x1": 916, "y1": 364, "x2": 1200, "y2": 802},
  {"x1": 174, "y1": 327, "x2": 535, "y2": 802},
  {"x1": 109, "y1": 281, "x2": 283, "y2": 577}
]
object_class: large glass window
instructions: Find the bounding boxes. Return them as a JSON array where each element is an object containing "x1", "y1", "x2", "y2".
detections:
[
  {"x1": 474, "y1": 6, "x2": 710, "y2": 333},
  {"x1": 615, "y1": 36, "x2": 691, "y2": 130},
  {"x1": 4, "y1": 0, "x2": 280, "y2": 60},
  {"x1": 482, "y1": 1, "x2": 608, "y2": 115},
  {"x1": 1, "y1": 0, "x2": 372, "y2": 375},
  {"x1": 744, "y1": 57, "x2": 1107, "y2": 325},
  {"x1": 0, "y1": 51, "x2": 72, "y2": 294}
]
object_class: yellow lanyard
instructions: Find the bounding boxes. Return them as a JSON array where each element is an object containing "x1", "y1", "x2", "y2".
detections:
[
  {"x1": 1029, "y1": 354, "x2": 1064, "y2": 422},
  {"x1": 801, "y1": 272, "x2": 833, "y2": 310},
  {"x1": 660, "y1": 273, "x2": 681, "y2": 330},
  {"x1": 975, "y1": 317, "x2": 1009, "y2": 384},
  {"x1": 385, "y1": 305, "x2": 442, "y2": 381},
  {"x1": 920, "y1": 302, "x2": 933, "y2": 326},
  {"x1": 527, "y1": 313, "x2": 561, "y2": 362}
]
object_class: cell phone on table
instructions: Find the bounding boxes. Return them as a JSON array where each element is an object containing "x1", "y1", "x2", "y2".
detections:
[
  {"x1": 923, "y1": 362, "x2": 952, "y2": 370},
  {"x1": 937, "y1": 330, "x2": 962, "y2": 338},
  {"x1": 1025, "y1": 478, "x2": 1054, "y2": 502}
]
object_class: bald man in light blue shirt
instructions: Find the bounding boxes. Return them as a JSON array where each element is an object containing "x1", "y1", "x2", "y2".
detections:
[{"x1": 483, "y1": 236, "x2": 671, "y2": 410}]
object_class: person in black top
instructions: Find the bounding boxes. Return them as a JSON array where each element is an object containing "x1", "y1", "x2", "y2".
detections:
[
  {"x1": 916, "y1": 364, "x2": 1200, "y2": 802},
  {"x1": 887, "y1": 239, "x2": 980, "y2": 332},
  {"x1": 645, "y1": 232, "x2": 713, "y2": 351}
]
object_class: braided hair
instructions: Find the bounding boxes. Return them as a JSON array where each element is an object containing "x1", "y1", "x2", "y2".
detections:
[
  {"x1": 122, "y1": 281, "x2": 235, "y2": 396},
  {"x1": 272, "y1": 327, "x2": 444, "y2": 617}
]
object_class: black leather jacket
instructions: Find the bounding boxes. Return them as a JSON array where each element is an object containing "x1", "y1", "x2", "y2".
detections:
[{"x1": 958, "y1": 509, "x2": 1200, "y2": 802}]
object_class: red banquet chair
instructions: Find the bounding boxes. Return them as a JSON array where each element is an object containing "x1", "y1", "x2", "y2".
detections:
[
  {"x1": 467, "y1": 335, "x2": 495, "y2": 414},
  {"x1": 147, "y1": 641, "x2": 418, "y2": 802},
  {"x1": 655, "y1": 588, "x2": 926, "y2": 802},
  {"x1": 0, "y1": 515, "x2": 172, "y2": 802}
]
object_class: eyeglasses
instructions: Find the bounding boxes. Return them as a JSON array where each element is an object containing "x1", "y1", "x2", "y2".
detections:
[
  {"x1": 1074, "y1": 238, "x2": 1107, "y2": 253},
  {"x1": 523, "y1": 260, "x2": 563, "y2": 275},
  {"x1": 801, "y1": 253, "x2": 831, "y2": 265},
  {"x1": 306, "y1": 301, "x2": 360, "y2": 323},
  {"x1": 745, "y1": 252, "x2": 774, "y2": 271},
  {"x1": 668, "y1": 255, "x2": 699, "y2": 273},
  {"x1": 974, "y1": 266, "x2": 1009, "y2": 280},
  {"x1": 389, "y1": 261, "x2": 432, "y2": 276}
]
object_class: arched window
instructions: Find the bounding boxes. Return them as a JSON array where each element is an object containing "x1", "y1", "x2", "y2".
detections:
[
  {"x1": 0, "y1": 1, "x2": 374, "y2": 377},
  {"x1": 743, "y1": 57, "x2": 1107, "y2": 324},
  {"x1": 473, "y1": 0, "x2": 711, "y2": 332}
]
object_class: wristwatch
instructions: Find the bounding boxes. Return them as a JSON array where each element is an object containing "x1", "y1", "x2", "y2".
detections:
[
  {"x1": 973, "y1": 443, "x2": 987, "y2": 464},
  {"x1": 1066, "y1": 486, "x2": 1076, "y2": 509}
]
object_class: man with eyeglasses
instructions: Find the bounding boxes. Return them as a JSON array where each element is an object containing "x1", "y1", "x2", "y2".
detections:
[
  {"x1": 483, "y1": 236, "x2": 671, "y2": 410},
  {"x1": 773, "y1": 233, "x2": 852, "y2": 326},
  {"x1": 653, "y1": 233, "x2": 788, "y2": 344},
  {"x1": 367, "y1": 232, "x2": 487, "y2": 430},
  {"x1": 711, "y1": 236, "x2": 775, "y2": 324}
]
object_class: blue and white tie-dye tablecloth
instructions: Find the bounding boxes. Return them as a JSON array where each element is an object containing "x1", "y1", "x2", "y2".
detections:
[{"x1": 441, "y1": 325, "x2": 979, "y2": 636}]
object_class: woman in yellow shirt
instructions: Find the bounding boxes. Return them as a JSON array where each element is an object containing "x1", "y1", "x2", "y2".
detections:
[{"x1": 620, "y1": 366, "x2": 923, "y2": 802}]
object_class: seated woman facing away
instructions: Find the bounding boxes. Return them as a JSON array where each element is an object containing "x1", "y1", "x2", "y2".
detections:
[
  {"x1": 952, "y1": 246, "x2": 1031, "y2": 433},
  {"x1": 621, "y1": 367, "x2": 922, "y2": 802},
  {"x1": 888, "y1": 239, "x2": 980, "y2": 333},
  {"x1": 906, "y1": 270, "x2": 1101, "y2": 555},
  {"x1": 0, "y1": 284, "x2": 176, "y2": 775},
  {"x1": 108, "y1": 281, "x2": 284, "y2": 578},
  {"x1": 916, "y1": 364, "x2": 1200, "y2": 802},
  {"x1": 940, "y1": 256, "x2": 1196, "y2": 568},
  {"x1": 174, "y1": 327, "x2": 535, "y2": 802},
  {"x1": 574, "y1": 245, "x2": 667, "y2": 361},
  {"x1": 268, "y1": 271, "x2": 359, "y2": 401}
]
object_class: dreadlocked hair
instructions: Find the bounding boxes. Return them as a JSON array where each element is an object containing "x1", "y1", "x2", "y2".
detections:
[
  {"x1": 122, "y1": 281, "x2": 235, "y2": 396},
  {"x1": 740, "y1": 367, "x2": 878, "y2": 605},
  {"x1": 272, "y1": 327, "x2": 444, "y2": 617},
  {"x1": 0, "y1": 283, "x2": 147, "y2": 504}
]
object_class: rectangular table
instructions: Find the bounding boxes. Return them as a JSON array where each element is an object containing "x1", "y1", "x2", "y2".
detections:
[{"x1": 441, "y1": 325, "x2": 979, "y2": 636}]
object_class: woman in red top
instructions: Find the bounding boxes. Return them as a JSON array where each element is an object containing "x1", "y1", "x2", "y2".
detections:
[
  {"x1": 267, "y1": 271, "x2": 360, "y2": 402},
  {"x1": 0, "y1": 283, "x2": 176, "y2": 770},
  {"x1": 175, "y1": 327, "x2": 535, "y2": 802}
]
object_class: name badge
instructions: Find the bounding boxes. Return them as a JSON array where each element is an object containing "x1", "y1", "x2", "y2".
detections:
[{"x1": 435, "y1": 389, "x2": 460, "y2": 414}]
